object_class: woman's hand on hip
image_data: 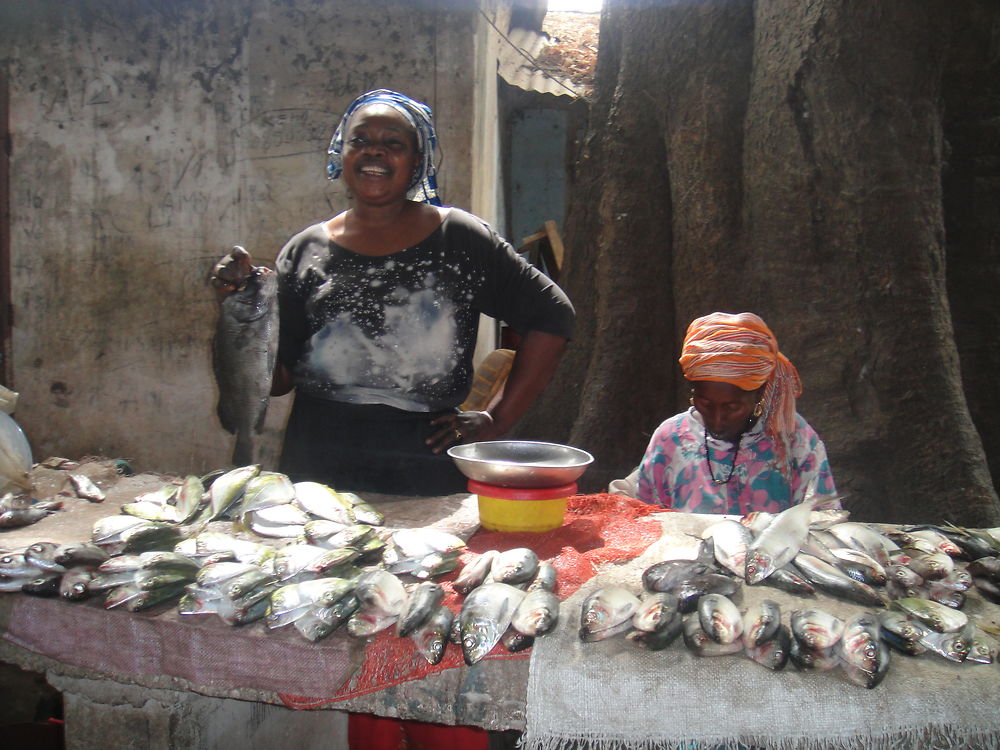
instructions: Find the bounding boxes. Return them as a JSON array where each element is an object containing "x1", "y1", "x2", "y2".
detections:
[{"x1": 427, "y1": 411, "x2": 499, "y2": 454}]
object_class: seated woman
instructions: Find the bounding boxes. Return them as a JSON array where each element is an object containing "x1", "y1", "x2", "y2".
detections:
[{"x1": 633, "y1": 311, "x2": 837, "y2": 514}]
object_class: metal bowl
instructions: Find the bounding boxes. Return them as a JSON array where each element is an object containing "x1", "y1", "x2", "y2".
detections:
[{"x1": 447, "y1": 440, "x2": 594, "y2": 489}]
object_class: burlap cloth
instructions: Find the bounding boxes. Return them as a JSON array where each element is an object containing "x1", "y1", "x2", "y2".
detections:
[{"x1": 521, "y1": 511, "x2": 1000, "y2": 750}]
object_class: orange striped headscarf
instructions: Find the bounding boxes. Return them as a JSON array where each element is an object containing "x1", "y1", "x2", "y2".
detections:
[{"x1": 679, "y1": 312, "x2": 802, "y2": 474}]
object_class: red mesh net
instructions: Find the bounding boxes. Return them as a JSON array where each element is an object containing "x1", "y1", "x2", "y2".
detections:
[{"x1": 279, "y1": 493, "x2": 663, "y2": 709}]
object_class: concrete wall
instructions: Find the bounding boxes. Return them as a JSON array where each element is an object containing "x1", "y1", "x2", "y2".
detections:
[{"x1": 1, "y1": 0, "x2": 507, "y2": 476}]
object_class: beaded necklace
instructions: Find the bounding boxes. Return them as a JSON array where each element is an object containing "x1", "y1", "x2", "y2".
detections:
[{"x1": 704, "y1": 428, "x2": 742, "y2": 485}]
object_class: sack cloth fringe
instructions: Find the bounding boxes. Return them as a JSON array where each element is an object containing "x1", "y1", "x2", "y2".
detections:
[{"x1": 518, "y1": 724, "x2": 1000, "y2": 750}]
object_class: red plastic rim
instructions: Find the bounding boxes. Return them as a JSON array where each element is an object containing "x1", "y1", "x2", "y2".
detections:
[{"x1": 467, "y1": 479, "x2": 577, "y2": 501}]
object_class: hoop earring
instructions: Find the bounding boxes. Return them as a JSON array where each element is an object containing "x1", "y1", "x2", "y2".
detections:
[{"x1": 753, "y1": 401, "x2": 764, "y2": 418}]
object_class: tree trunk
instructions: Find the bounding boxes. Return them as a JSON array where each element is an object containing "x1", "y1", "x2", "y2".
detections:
[{"x1": 521, "y1": 0, "x2": 1000, "y2": 526}]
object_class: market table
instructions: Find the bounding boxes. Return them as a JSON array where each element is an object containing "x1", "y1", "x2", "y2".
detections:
[{"x1": 3, "y1": 460, "x2": 1000, "y2": 749}]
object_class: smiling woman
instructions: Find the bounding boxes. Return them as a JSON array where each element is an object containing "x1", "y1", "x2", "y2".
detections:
[{"x1": 247, "y1": 89, "x2": 577, "y2": 497}]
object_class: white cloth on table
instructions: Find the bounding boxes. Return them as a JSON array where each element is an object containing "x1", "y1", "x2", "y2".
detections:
[{"x1": 521, "y1": 512, "x2": 1000, "y2": 750}]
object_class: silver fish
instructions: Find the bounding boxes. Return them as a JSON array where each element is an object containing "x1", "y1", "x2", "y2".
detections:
[
  {"x1": 397, "y1": 581, "x2": 445, "y2": 638},
  {"x1": 25, "y1": 542, "x2": 67, "y2": 573},
  {"x1": 411, "y1": 605, "x2": 454, "y2": 665},
  {"x1": 579, "y1": 585, "x2": 641, "y2": 641},
  {"x1": 59, "y1": 566, "x2": 97, "y2": 601},
  {"x1": 121, "y1": 501, "x2": 182, "y2": 523},
  {"x1": 920, "y1": 624, "x2": 973, "y2": 663},
  {"x1": 627, "y1": 615, "x2": 683, "y2": 651},
  {"x1": 502, "y1": 627, "x2": 535, "y2": 653},
  {"x1": 890, "y1": 597, "x2": 968, "y2": 633},
  {"x1": 453, "y1": 550, "x2": 499, "y2": 595},
  {"x1": 905, "y1": 551, "x2": 954, "y2": 581},
  {"x1": 68, "y1": 473, "x2": 106, "y2": 502},
  {"x1": 511, "y1": 588, "x2": 560, "y2": 637},
  {"x1": 248, "y1": 503, "x2": 310, "y2": 538},
  {"x1": 354, "y1": 568, "x2": 407, "y2": 616},
  {"x1": 292, "y1": 482, "x2": 356, "y2": 524},
  {"x1": 642, "y1": 559, "x2": 711, "y2": 593},
  {"x1": 829, "y1": 548, "x2": 887, "y2": 585},
  {"x1": 701, "y1": 519, "x2": 752, "y2": 578},
  {"x1": 527, "y1": 561, "x2": 558, "y2": 593},
  {"x1": 682, "y1": 614, "x2": 743, "y2": 656},
  {"x1": 745, "y1": 499, "x2": 817, "y2": 584},
  {"x1": 745, "y1": 624, "x2": 791, "y2": 670},
  {"x1": 674, "y1": 573, "x2": 741, "y2": 613},
  {"x1": 393, "y1": 528, "x2": 467, "y2": 559},
  {"x1": 347, "y1": 607, "x2": 399, "y2": 637},
  {"x1": 825, "y1": 522, "x2": 899, "y2": 562},
  {"x1": 0, "y1": 507, "x2": 52, "y2": 528},
  {"x1": 793, "y1": 553, "x2": 887, "y2": 607},
  {"x1": 212, "y1": 248, "x2": 278, "y2": 466},
  {"x1": 489, "y1": 547, "x2": 539, "y2": 585},
  {"x1": 742, "y1": 599, "x2": 782, "y2": 647},
  {"x1": 206, "y1": 464, "x2": 260, "y2": 522},
  {"x1": 174, "y1": 475, "x2": 206, "y2": 524},
  {"x1": 632, "y1": 592, "x2": 679, "y2": 633},
  {"x1": 840, "y1": 611, "x2": 890, "y2": 689},
  {"x1": 697, "y1": 593, "x2": 743, "y2": 645},
  {"x1": 460, "y1": 582, "x2": 526, "y2": 664},
  {"x1": 337, "y1": 491, "x2": 384, "y2": 526},
  {"x1": 790, "y1": 608, "x2": 844, "y2": 650},
  {"x1": 236, "y1": 472, "x2": 295, "y2": 521}
]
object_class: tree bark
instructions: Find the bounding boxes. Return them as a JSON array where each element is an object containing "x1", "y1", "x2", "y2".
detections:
[{"x1": 521, "y1": 0, "x2": 1000, "y2": 525}]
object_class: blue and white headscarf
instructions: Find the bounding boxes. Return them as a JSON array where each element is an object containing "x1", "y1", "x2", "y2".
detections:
[{"x1": 326, "y1": 89, "x2": 441, "y2": 206}]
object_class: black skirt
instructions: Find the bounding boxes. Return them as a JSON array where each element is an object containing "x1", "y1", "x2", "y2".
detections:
[{"x1": 278, "y1": 392, "x2": 468, "y2": 496}]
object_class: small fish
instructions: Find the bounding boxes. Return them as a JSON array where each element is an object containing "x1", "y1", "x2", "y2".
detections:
[
  {"x1": 510, "y1": 588, "x2": 560, "y2": 637},
  {"x1": 742, "y1": 599, "x2": 782, "y2": 648},
  {"x1": 0, "y1": 552, "x2": 44, "y2": 578},
  {"x1": 206, "y1": 464, "x2": 260, "y2": 522},
  {"x1": 790, "y1": 608, "x2": 844, "y2": 650},
  {"x1": 905, "y1": 551, "x2": 954, "y2": 581},
  {"x1": 25, "y1": 542, "x2": 67, "y2": 573},
  {"x1": 0, "y1": 507, "x2": 53, "y2": 528},
  {"x1": 248, "y1": 503, "x2": 311, "y2": 538},
  {"x1": 632, "y1": 592, "x2": 679, "y2": 633},
  {"x1": 701, "y1": 519, "x2": 752, "y2": 578},
  {"x1": 337, "y1": 491, "x2": 384, "y2": 526},
  {"x1": 920, "y1": 625, "x2": 973, "y2": 663},
  {"x1": 829, "y1": 548, "x2": 887, "y2": 585},
  {"x1": 174, "y1": 476, "x2": 206, "y2": 524},
  {"x1": 397, "y1": 581, "x2": 445, "y2": 638},
  {"x1": 682, "y1": 614, "x2": 743, "y2": 657},
  {"x1": 393, "y1": 528, "x2": 468, "y2": 558},
  {"x1": 527, "y1": 561, "x2": 558, "y2": 593},
  {"x1": 354, "y1": 568, "x2": 407, "y2": 616},
  {"x1": 840, "y1": 611, "x2": 890, "y2": 688},
  {"x1": 121, "y1": 501, "x2": 182, "y2": 523},
  {"x1": 745, "y1": 624, "x2": 791, "y2": 670},
  {"x1": 825, "y1": 522, "x2": 899, "y2": 563},
  {"x1": 21, "y1": 573, "x2": 62, "y2": 597},
  {"x1": 745, "y1": 499, "x2": 817, "y2": 584},
  {"x1": 697, "y1": 593, "x2": 743, "y2": 645},
  {"x1": 627, "y1": 615, "x2": 683, "y2": 651},
  {"x1": 673, "y1": 573, "x2": 741, "y2": 613},
  {"x1": 579, "y1": 585, "x2": 641, "y2": 642},
  {"x1": 60, "y1": 566, "x2": 97, "y2": 601},
  {"x1": 68, "y1": 473, "x2": 106, "y2": 502},
  {"x1": 411, "y1": 605, "x2": 454, "y2": 665},
  {"x1": 292, "y1": 482, "x2": 356, "y2": 525},
  {"x1": 489, "y1": 547, "x2": 539, "y2": 585},
  {"x1": 236, "y1": 472, "x2": 295, "y2": 521},
  {"x1": 793, "y1": 553, "x2": 887, "y2": 607},
  {"x1": 890, "y1": 597, "x2": 968, "y2": 633},
  {"x1": 453, "y1": 550, "x2": 499, "y2": 595},
  {"x1": 762, "y1": 566, "x2": 816, "y2": 597},
  {"x1": 642, "y1": 559, "x2": 710, "y2": 593},
  {"x1": 460, "y1": 582, "x2": 525, "y2": 664}
]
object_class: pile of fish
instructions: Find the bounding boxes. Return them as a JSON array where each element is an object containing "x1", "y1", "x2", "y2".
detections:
[
  {"x1": 578, "y1": 498, "x2": 1000, "y2": 688},
  {"x1": 0, "y1": 463, "x2": 563, "y2": 667}
]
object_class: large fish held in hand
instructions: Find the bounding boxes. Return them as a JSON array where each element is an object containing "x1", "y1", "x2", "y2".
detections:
[{"x1": 212, "y1": 247, "x2": 279, "y2": 466}]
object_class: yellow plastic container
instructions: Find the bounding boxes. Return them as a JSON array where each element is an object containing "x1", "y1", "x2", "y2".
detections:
[{"x1": 469, "y1": 480, "x2": 577, "y2": 533}]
